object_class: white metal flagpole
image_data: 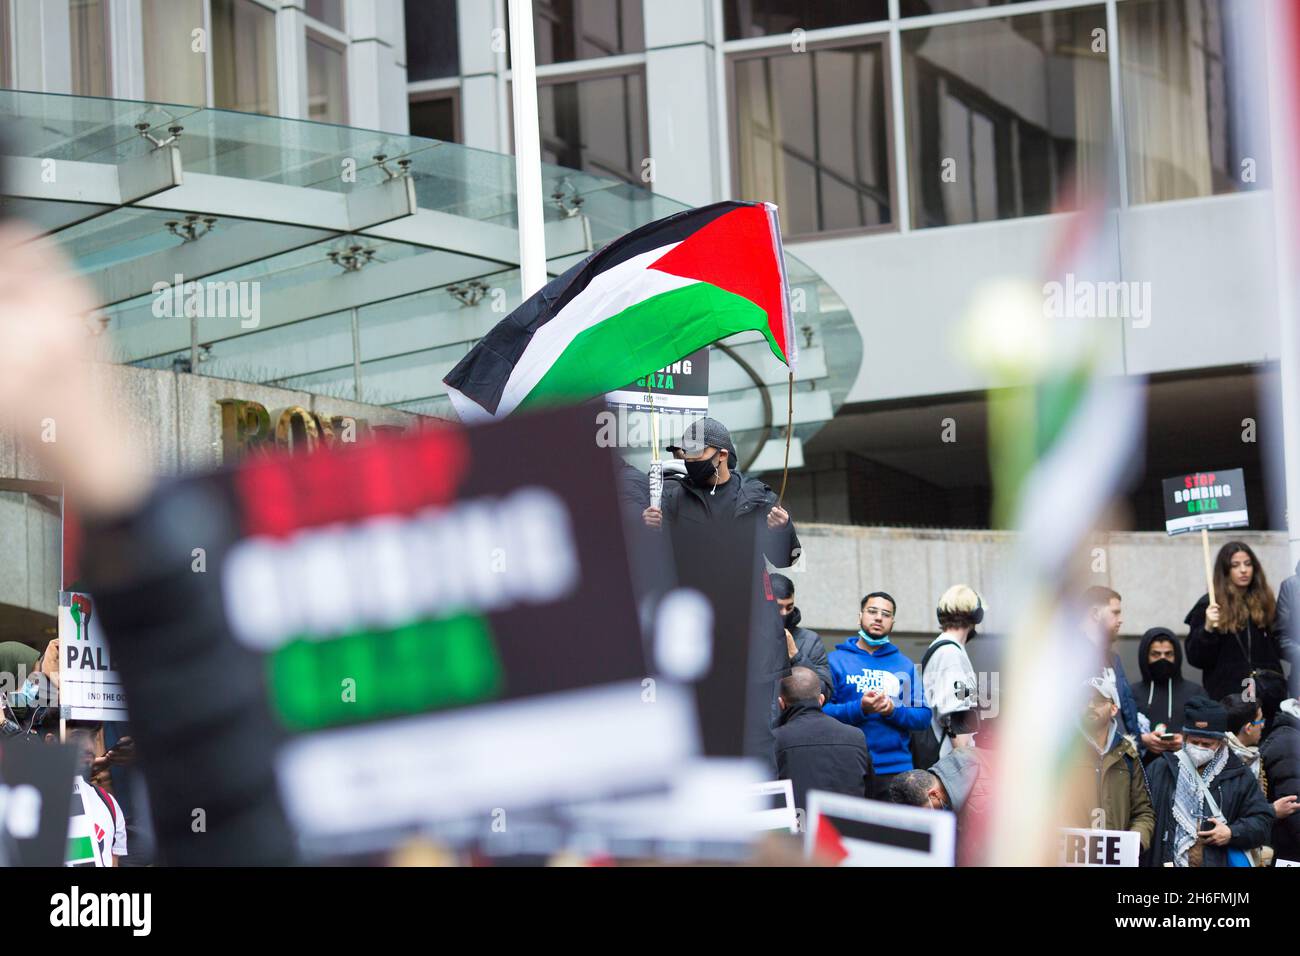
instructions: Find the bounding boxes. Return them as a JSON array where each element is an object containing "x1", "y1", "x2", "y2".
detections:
[{"x1": 507, "y1": 0, "x2": 548, "y2": 298}]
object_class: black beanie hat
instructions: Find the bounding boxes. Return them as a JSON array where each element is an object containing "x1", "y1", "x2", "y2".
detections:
[{"x1": 1181, "y1": 695, "x2": 1228, "y2": 737}]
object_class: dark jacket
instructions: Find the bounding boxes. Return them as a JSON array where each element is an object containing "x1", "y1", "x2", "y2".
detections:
[
  {"x1": 774, "y1": 699, "x2": 873, "y2": 810},
  {"x1": 1260, "y1": 704, "x2": 1300, "y2": 861},
  {"x1": 1111, "y1": 653, "x2": 1141, "y2": 743},
  {"x1": 788, "y1": 623, "x2": 833, "y2": 701},
  {"x1": 1144, "y1": 749, "x2": 1275, "y2": 867},
  {"x1": 660, "y1": 469, "x2": 801, "y2": 568},
  {"x1": 1184, "y1": 594, "x2": 1282, "y2": 701},
  {"x1": 1134, "y1": 628, "x2": 1205, "y2": 735}
]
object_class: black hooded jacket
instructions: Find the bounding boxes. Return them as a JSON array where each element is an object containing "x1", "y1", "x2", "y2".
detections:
[
  {"x1": 1134, "y1": 628, "x2": 1205, "y2": 734},
  {"x1": 774, "y1": 699, "x2": 873, "y2": 811},
  {"x1": 660, "y1": 469, "x2": 801, "y2": 568},
  {"x1": 1260, "y1": 705, "x2": 1300, "y2": 861},
  {"x1": 1184, "y1": 594, "x2": 1282, "y2": 701},
  {"x1": 1144, "y1": 749, "x2": 1275, "y2": 867}
]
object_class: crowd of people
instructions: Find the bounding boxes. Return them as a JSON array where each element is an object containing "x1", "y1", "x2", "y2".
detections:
[
  {"x1": 1, "y1": 404, "x2": 1298, "y2": 867},
  {"x1": 640, "y1": 416, "x2": 1300, "y2": 867}
]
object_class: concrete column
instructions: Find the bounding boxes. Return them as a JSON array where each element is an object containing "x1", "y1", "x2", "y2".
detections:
[
  {"x1": 13, "y1": 0, "x2": 71, "y2": 93},
  {"x1": 642, "y1": 0, "x2": 724, "y2": 207},
  {"x1": 456, "y1": 0, "x2": 506, "y2": 152},
  {"x1": 346, "y1": 0, "x2": 407, "y2": 133},
  {"x1": 276, "y1": 2, "x2": 308, "y2": 119}
]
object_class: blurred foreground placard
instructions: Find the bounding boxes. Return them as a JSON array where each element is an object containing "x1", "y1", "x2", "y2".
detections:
[{"x1": 218, "y1": 407, "x2": 700, "y2": 855}]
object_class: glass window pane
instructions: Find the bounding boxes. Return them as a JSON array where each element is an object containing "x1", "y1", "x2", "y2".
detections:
[
  {"x1": 409, "y1": 94, "x2": 458, "y2": 142},
  {"x1": 307, "y1": 33, "x2": 348, "y2": 124},
  {"x1": 899, "y1": 1, "x2": 1033, "y2": 16},
  {"x1": 732, "y1": 43, "x2": 892, "y2": 236},
  {"x1": 143, "y1": 0, "x2": 207, "y2": 106},
  {"x1": 536, "y1": 72, "x2": 647, "y2": 184},
  {"x1": 533, "y1": 0, "x2": 643, "y2": 65},
  {"x1": 212, "y1": 0, "x2": 278, "y2": 115},
  {"x1": 1119, "y1": 0, "x2": 1269, "y2": 204},
  {"x1": 306, "y1": 0, "x2": 344, "y2": 31},
  {"x1": 405, "y1": 0, "x2": 459, "y2": 80},
  {"x1": 70, "y1": 0, "x2": 111, "y2": 97},
  {"x1": 902, "y1": 8, "x2": 1111, "y2": 228},
  {"x1": 724, "y1": 0, "x2": 887, "y2": 40}
]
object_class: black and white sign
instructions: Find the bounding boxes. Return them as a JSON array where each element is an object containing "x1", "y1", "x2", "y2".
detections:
[
  {"x1": 1161, "y1": 468, "x2": 1249, "y2": 535},
  {"x1": 1058, "y1": 827, "x2": 1140, "y2": 867},
  {"x1": 606, "y1": 348, "x2": 710, "y2": 416}
]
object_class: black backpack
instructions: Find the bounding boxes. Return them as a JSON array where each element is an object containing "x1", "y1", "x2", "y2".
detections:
[{"x1": 909, "y1": 640, "x2": 961, "y2": 771}]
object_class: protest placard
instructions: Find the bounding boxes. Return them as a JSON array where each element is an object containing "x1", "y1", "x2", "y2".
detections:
[
  {"x1": 1058, "y1": 827, "x2": 1140, "y2": 867},
  {"x1": 804, "y1": 790, "x2": 955, "y2": 866}
]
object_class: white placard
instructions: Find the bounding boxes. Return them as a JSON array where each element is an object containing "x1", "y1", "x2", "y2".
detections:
[
  {"x1": 749, "y1": 779, "x2": 797, "y2": 833},
  {"x1": 57, "y1": 592, "x2": 128, "y2": 721},
  {"x1": 1058, "y1": 827, "x2": 1140, "y2": 867}
]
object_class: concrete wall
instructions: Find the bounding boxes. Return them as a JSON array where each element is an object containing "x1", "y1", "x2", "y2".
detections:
[
  {"x1": 0, "y1": 363, "x2": 424, "y2": 621},
  {"x1": 0, "y1": 362, "x2": 423, "y2": 485},
  {"x1": 787, "y1": 522, "x2": 1293, "y2": 643},
  {"x1": 0, "y1": 492, "x2": 61, "y2": 618}
]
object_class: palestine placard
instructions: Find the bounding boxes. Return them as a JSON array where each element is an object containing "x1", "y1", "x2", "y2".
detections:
[
  {"x1": 605, "y1": 348, "x2": 710, "y2": 416},
  {"x1": 1058, "y1": 828, "x2": 1140, "y2": 867},
  {"x1": 57, "y1": 592, "x2": 128, "y2": 721},
  {"x1": 804, "y1": 790, "x2": 955, "y2": 867},
  {"x1": 1161, "y1": 468, "x2": 1249, "y2": 535}
]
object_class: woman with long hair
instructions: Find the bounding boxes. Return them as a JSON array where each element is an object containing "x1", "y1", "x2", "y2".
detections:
[{"x1": 1184, "y1": 541, "x2": 1282, "y2": 700}]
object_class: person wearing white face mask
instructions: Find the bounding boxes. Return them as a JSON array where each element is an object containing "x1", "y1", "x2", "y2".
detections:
[{"x1": 1143, "y1": 696, "x2": 1275, "y2": 867}]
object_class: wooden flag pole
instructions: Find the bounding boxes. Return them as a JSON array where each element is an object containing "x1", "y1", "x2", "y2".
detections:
[
  {"x1": 777, "y1": 371, "x2": 794, "y2": 505},
  {"x1": 1202, "y1": 528, "x2": 1216, "y2": 606}
]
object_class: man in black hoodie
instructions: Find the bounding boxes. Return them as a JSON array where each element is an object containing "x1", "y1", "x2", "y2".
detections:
[
  {"x1": 774, "y1": 667, "x2": 873, "y2": 811},
  {"x1": 1134, "y1": 627, "x2": 1204, "y2": 763}
]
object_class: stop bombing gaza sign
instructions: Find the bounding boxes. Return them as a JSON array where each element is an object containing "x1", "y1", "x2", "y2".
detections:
[{"x1": 1161, "y1": 468, "x2": 1249, "y2": 536}]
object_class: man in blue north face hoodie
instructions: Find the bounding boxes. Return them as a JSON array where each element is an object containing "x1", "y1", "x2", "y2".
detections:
[{"x1": 826, "y1": 592, "x2": 931, "y2": 799}]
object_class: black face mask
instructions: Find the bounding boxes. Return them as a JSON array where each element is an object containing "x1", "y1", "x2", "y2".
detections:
[
  {"x1": 782, "y1": 606, "x2": 802, "y2": 628},
  {"x1": 684, "y1": 453, "x2": 719, "y2": 487},
  {"x1": 1149, "y1": 659, "x2": 1177, "y2": 681}
]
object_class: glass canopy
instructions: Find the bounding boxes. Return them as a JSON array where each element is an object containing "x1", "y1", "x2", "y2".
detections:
[{"x1": 0, "y1": 91, "x2": 860, "y2": 473}]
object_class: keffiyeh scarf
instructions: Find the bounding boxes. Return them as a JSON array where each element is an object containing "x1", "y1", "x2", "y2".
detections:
[{"x1": 1171, "y1": 744, "x2": 1230, "y2": 867}]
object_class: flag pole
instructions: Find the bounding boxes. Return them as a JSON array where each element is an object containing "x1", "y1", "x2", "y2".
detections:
[
  {"x1": 507, "y1": 0, "x2": 547, "y2": 298},
  {"x1": 777, "y1": 371, "x2": 793, "y2": 505}
]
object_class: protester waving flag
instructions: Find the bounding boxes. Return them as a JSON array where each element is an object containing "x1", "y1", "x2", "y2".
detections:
[{"x1": 443, "y1": 200, "x2": 795, "y2": 422}]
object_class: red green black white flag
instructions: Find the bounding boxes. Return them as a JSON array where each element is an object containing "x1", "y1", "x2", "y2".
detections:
[{"x1": 443, "y1": 200, "x2": 795, "y2": 421}]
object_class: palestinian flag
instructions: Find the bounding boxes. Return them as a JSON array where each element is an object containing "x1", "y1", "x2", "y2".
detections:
[{"x1": 443, "y1": 200, "x2": 795, "y2": 421}]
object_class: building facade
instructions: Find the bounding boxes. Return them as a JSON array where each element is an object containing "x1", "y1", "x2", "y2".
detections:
[{"x1": 0, "y1": 0, "x2": 1293, "y2": 647}]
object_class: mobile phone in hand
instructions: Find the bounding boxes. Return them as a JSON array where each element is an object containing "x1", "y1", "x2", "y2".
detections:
[{"x1": 1159, "y1": 733, "x2": 1176, "y2": 742}]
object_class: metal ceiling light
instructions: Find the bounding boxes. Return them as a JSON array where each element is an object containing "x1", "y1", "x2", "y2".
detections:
[
  {"x1": 327, "y1": 243, "x2": 377, "y2": 273},
  {"x1": 550, "y1": 177, "x2": 584, "y2": 219},
  {"x1": 166, "y1": 214, "x2": 216, "y2": 243},
  {"x1": 447, "y1": 279, "x2": 489, "y2": 307}
]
